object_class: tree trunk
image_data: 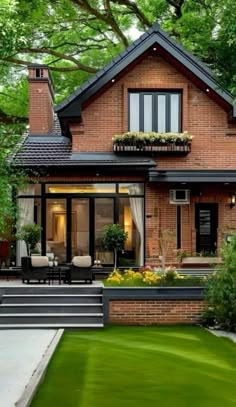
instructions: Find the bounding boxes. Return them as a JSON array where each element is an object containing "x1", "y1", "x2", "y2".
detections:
[{"x1": 114, "y1": 249, "x2": 118, "y2": 269}]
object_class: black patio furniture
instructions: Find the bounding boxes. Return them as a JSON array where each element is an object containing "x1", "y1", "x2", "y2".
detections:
[
  {"x1": 21, "y1": 256, "x2": 49, "y2": 284},
  {"x1": 67, "y1": 256, "x2": 93, "y2": 284}
]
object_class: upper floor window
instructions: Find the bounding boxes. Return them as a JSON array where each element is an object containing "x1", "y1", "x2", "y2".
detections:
[{"x1": 129, "y1": 91, "x2": 182, "y2": 133}]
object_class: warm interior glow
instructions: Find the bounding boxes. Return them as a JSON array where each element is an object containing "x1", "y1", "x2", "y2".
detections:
[
  {"x1": 119, "y1": 186, "x2": 129, "y2": 194},
  {"x1": 53, "y1": 213, "x2": 65, "y2": 242},
  {"x1": 48, "y1": 185, "x2": 116, "y2": 193},
  {"x1": 124, "y1": 206, "x2": 132, "y2": 250}
]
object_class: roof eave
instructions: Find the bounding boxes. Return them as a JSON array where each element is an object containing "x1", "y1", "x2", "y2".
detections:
[{"x1": 55, "y1": 26, "x2": 235, "y2": 119}]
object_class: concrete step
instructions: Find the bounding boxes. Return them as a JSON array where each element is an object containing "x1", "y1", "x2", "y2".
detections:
[
  {"x1": 2, "y1": 294, "x2": 103, "y2": 304},
  {"x1": 0, "y1": 313, "x2": 104, "y2": 325},
  {"x1": 0, "y1": 323, "x2": 104, "y2": 329},
  {"x1": 0, "y1": 286, "x2": 103, "y2": 295},
  {"x1": 0, "y1": 304, "x2": 103, "y2": 313}
]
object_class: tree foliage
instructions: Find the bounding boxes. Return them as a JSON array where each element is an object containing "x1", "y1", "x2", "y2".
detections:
[
  {"x1": 204, "y1": 236, "x2": 236, "y2": 331},
  {"x1": 0, "y1": 123, "x2": 27, "y2": 237},
  {"x1": 0, "y1": 0, "x2": 235, "y2": 126},
  {"x1": 16, "y1": 223, "x2": 42, "y2": 255},
  {"x1": 102, "y1": 224, "x2": 128, "y2": 268}
]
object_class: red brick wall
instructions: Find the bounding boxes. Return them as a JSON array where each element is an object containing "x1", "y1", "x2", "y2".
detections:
[
  {"x1": 145, "y1": 183, "x2": 236, "y2": 264},
  {"x1": 28, "y1": 67, "x2": 54, "y2": 134},
  {"x1": 109, "y1": 299, "x2": 205, "y2": 325},
  {"x1": 70, "y1": 52, "x2": 236, "y2": 168}
]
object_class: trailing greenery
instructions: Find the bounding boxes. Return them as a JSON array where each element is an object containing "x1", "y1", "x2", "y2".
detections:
[
  {"x1": 112, "y1": 131, "x2": 193, "y2": 146},
  {"x1": 203, "y1": 235, "x2": 236, "y2": 331},
  {"x1": 16, "y1": 224, "x2": 42, "y2": 256},
  {"x1": 0, "y1": 123, "x2": 27, "y2": 237},
  {"x1": 31, "y1": 327, "x2": 236, "y2": 407},
  {"x1": 104, "y1": 268, "x2": 206, "y2": 287},
  {"x1": 102, "y1": 224, "x2": 128, "y2": 269}
]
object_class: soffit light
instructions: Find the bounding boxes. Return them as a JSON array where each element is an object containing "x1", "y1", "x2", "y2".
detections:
[{"x1": 230, "y1": 194, "x2": 235, "y2": 208}]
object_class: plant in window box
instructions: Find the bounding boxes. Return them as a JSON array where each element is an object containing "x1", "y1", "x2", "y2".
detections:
[{"x1": 113, "y1": 131, "x2": 192, "y2": 152}]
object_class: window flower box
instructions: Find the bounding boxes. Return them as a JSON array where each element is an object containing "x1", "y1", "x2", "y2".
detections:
[{"x1": 113, "y1": 131, "x2": 192, "y2": 155}]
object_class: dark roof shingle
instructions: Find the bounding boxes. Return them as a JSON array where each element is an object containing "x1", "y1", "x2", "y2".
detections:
[{"x1": 14, "y1": 136, "x2": 155, "y2": 168}]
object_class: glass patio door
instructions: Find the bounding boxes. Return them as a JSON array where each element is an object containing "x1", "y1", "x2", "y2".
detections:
[
  {"x1": 46, "y1": 199, "x2": 67, "y2": 263},
  {"x1": 94, "y1": 198, "x2": 114, "y2": 265},
  {"x1": 71, "y1": 199, "x2": 90, "y2": 259}
]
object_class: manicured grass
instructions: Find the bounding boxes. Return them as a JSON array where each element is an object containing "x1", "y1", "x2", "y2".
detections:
[{"x1": 31, "y1": 326, "x2": 236, "y2": 407}]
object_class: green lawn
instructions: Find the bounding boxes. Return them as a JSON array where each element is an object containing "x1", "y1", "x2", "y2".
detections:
[{"x1": 31, "y1": 326, "x2": 236, "y2": 407}]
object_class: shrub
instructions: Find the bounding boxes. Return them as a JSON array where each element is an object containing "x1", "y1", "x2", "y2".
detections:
[
  {"x1": 102, "y1": 224, "x2": 128, "y2": 268},
  {"x1": 204, "y1": 236, "x2": 236, "y2": 331},
  {"x1": 17, "y1": 224, "x2": 42, "y2": 256}
]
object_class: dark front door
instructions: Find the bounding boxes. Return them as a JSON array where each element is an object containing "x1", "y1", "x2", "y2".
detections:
[{"x1": 195, "y1": 203, "x2": 218, "y2": 254}]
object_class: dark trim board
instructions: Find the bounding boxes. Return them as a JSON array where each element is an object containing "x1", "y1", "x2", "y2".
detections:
[{"x1": 148, "y1": 169, "x2": 236, "y2": 183}]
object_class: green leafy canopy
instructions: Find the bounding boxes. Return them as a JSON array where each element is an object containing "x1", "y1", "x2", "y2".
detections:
[{"x1": 0, "y1": 0, "x2": 235, "y2": 127}]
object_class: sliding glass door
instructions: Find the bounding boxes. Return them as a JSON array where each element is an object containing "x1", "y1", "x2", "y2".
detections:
[
  {"x1": 71, "y1": 199, "x2": 90, "y2": 258},
  {"x1": 46, "y1": 199, "x2": 67, "y2": 263},
  {"x1": 19, "y1": 182, "x2": 145, "y2": 266},
  {"x1": 94, "y1": 198, "x2": 114, "y2": 265}
]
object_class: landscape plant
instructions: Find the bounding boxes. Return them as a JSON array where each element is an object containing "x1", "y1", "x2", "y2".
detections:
[
  {"x1": 102, "y1": 224, "x2": 128, "y2": 269},
  {"x1": 203, "y1": 235, "x2": 236, "y2": 331},
  {"x1": 158, "y1": 229, "x2": 176, "y2": 270},
  {"x1": 105, "y1": 267, "x2": 205, "y2": 287},
  {"x1": 17, "y1": 224, "x2": 42, "y2": 256}
]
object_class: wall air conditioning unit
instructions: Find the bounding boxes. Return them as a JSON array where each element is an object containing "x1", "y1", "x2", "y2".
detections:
[{"x1": 169, "y1": 189, "x2": 190, "y2": 204}]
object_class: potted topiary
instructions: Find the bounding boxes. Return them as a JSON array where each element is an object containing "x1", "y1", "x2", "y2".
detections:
[
  {"x1": 17, "y1": 224, "x2": 42, "y2": 256},
  {"x1": 102, "y1": 224, "x2": 128, "y2": 269}
]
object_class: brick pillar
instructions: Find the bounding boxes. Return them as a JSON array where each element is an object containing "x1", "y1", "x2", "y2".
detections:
[
  {"x1": 28, "y1": 65, "x2": 54, "y2": 134},
  {"x1": 69, "y1": 123, "x2": 85, "y2": 151}
]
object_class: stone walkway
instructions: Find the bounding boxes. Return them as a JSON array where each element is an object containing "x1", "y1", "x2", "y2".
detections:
[
  {"x1": 0, "y1": 330, "x2": 56, "y2": 407},
  {"x1": 208, "y1": 329, "x2": 236, "y2": 343}
]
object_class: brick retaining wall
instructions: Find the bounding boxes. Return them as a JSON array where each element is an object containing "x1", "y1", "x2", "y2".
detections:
[{"x1": 109, "y1": 299, "x2": 205, "y2": 325}]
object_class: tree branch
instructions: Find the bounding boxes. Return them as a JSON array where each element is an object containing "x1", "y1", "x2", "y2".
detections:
[
  {"x1": 2, "y1": 51, "x2": 97, "y2": 74},
  {"x1": 0, "y1": 108, "x2": 27, "y2": 125},
  {"x1": 111, "y1": 0, "x2": 152, "y2": 28},
  {"x1": 18, "y1": 47, "x2": 97, "y2": 73},
  {"x1": 70, "y1": 0, "x2": 129, "y2": 47},
  {"x1": 166, "y1": 0, "x2": 185, "y2": 18}
]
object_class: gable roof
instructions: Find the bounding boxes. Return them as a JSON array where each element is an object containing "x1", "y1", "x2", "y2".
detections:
[{"x1": 55, "y1": 21, "x2": 236, "y2": 120}]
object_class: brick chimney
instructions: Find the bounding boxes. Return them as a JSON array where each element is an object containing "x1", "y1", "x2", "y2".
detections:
[{"x1": 28, "y1": 65, "x2": 54, "y2": 134}]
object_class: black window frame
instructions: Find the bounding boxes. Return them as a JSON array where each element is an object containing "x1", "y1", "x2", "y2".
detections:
[
  {"x1": 16, "y1": 182, "x2": 145, "y2": 266},
  {"x1": 128, "y1": 90, "x2": 182, "y2": 133}
]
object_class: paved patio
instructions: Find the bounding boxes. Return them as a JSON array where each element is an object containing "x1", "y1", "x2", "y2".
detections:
[{"x1": 0, "y1": 330, "x2": 57, "y2": 407}]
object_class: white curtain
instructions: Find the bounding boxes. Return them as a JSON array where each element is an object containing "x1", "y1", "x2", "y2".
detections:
[
  {"x1": 16, "y1": 185, "x2": 35, "y2": 266},
  {"x1": 128, "y1": 184, "x2": 144, "y2": 266}
]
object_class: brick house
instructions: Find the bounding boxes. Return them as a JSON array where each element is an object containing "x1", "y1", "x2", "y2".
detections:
[{"x1": 15, "y1": 21, "x2": 236, "y2": 268}]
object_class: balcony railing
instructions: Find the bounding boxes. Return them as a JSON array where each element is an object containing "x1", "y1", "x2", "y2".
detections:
[{"x1": 112, "y1": 131, "x2": 192, "y2": 155}]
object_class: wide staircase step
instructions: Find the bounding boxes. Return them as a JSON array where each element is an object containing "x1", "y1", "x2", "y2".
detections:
[
  {"x1": 0, "y1": 285, "x2": 104, "y2": 329},
  {"x1": 2, "y1": 294, "x2": 103, "y2": 304}
]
